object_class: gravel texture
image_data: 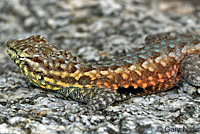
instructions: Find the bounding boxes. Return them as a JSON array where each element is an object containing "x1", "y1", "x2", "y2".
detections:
[{"x1": 0, "y1": 0, "x2": 200, "y2": 133}]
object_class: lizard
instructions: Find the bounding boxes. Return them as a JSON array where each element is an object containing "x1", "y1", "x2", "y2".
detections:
[{"x1": 5, "y1": 33, "x2": 200, "y2": 112}]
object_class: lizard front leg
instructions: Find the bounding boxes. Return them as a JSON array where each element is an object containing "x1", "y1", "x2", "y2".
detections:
[{"x1": 56, "y1": 87, "x2": 116, "y2": 112}]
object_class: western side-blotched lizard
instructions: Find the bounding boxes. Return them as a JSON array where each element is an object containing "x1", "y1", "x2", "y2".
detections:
[{"x1": 6, "y1": 33, "x2": 200, "y2": 112}]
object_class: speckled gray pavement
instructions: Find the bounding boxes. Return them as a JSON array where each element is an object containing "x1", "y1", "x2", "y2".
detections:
[{"x1": 0, "y1": 0, "x2": 200, "y2": 134}]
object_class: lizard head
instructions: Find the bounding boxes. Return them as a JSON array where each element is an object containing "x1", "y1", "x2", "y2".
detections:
[
  {"x1": 5, "y1": 35, "x2": 78, "y2": 90},
  {"x1": 5, "y1": 35, "x2": 58, "y2": 88},
  {"x1": 6, "y1": 35, "x2": 50, "y2": 63}
]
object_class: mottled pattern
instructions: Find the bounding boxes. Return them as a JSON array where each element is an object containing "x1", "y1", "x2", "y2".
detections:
[
  {"x1": 180, "y1": 54, "x2": 200, "y2": 86},
  {"x1": 6, "y1": 33, "x2": 200, "y2": 111}
]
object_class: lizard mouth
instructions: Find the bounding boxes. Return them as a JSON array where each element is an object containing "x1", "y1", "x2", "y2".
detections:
[
  {"x1": 5, "y1": 40, "x2": 30, "y2": 66},
  {"x1": 6, "y1": 43, "x2": 19, "y2": 60}
]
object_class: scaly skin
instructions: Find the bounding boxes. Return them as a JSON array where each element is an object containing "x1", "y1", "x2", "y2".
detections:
[{"x1": 6, "y1": 33, "x2": 200, "y2": 112}]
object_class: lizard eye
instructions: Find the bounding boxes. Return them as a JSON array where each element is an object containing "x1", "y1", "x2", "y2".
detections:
[
  {"x1": 34, "y1": 72, "x2": 44, "y2": 81},
  {"x1": 38, "y1": 74, "x2": 44, "y2": 81}
]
